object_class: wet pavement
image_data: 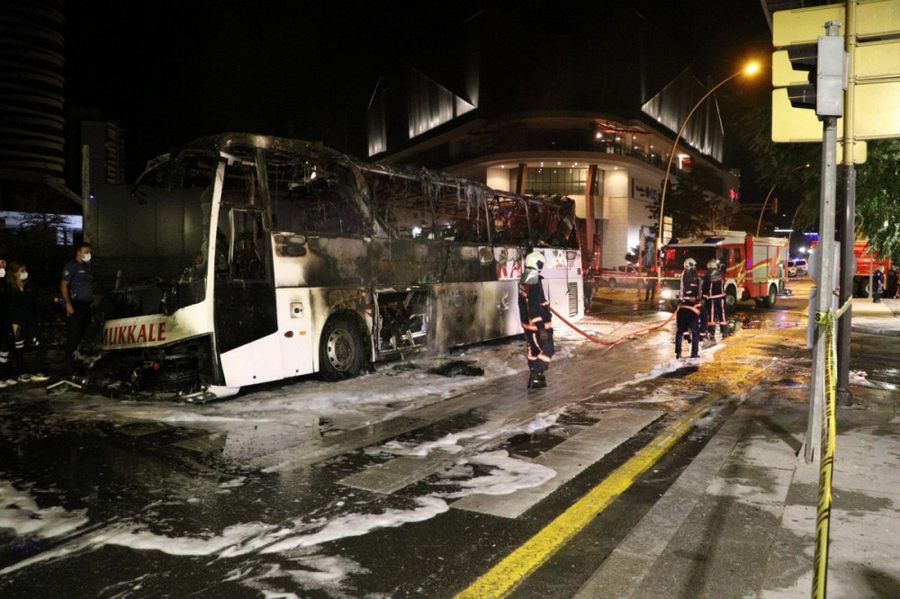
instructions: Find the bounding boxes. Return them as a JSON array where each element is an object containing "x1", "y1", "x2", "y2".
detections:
[{"x1": 1, "y1": 285, "x2": 898, "y2": 598}]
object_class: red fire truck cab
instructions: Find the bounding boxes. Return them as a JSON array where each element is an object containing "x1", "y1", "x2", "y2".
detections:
[{"x1": 659, "y1": 230, "x2": 789, "y2": 310}]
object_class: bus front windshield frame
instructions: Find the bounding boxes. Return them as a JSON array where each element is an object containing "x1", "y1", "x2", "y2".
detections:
[{"x1": 106, "y1": 151, "x2": 218, "y2": 317}]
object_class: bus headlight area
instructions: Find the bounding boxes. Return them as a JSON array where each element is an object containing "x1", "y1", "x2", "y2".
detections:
[{"x1": 660, "y1": 287, "x2": 675, "y2": 300}]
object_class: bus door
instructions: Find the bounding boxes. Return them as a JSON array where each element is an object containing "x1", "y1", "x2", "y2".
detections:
[{"x1": 213, "y1": 160, "x2": 279, "y2": 386}]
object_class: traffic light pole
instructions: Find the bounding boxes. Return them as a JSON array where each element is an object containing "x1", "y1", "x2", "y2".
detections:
[
  {"x1": 804, "y1": 20, "x2": 843, "y2": 464},
  {"x1": 805, "y1": 111, "x2": 839, "y2": 464}
]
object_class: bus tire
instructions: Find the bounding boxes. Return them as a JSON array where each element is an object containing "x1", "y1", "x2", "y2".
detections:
[
  {"x1": 764, "y1": 284, "x2": 777, "y2": 309},
  {"x1": 320, "y1": 316, "x2": 365, "y2": 381},
  {"x1": 725, "y1": 286, "x2": 738, "y2": 309}
]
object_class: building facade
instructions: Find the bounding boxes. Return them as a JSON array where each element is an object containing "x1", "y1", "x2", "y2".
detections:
[
  {"x1": 366, "y1": 8, "x2": 739, "y2": 269},
  {"x1": 0, "y1": 0, "x2": 81, "y2": 213}
]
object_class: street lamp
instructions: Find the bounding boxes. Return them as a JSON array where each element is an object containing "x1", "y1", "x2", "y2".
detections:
[
  {"x1": 656, "y1": 61, "x2": 761, "y2": 251},
  {"x1": 756, "y1": 163, "x2": 811, "y2": 236}
]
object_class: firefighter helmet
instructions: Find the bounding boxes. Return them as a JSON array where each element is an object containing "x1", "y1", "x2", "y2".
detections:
[
  {"x1": 707, "y1": 259, "x2": 718, "y2": 270},
  {"x1": 525, "y1": 251, "x2": 545, "y2": 270},
  {"x1": 683, "y1": 257, "x2": 697, "y2": 269}
]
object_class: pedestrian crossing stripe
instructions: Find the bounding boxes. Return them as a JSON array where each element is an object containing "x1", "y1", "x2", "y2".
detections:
[{"x1": 454, "y1": 392, "x2": 724, "y2": 599}]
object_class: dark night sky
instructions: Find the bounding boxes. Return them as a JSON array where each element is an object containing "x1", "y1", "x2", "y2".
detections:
[{"x1": 64, "y1": 1, "x2": 773, "y2": 187}]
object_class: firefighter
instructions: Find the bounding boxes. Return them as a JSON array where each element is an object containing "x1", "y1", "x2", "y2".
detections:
[
  {"x1": 519, "y1": 251, "x2": 554, "y2": 388},
  {"x1": 675, "y1": 258, "x2": 702, "y2": 360},
  {"x1": 702, "y1": 258, "x2": 728, "y2": 341},
  {"x1": 873, "y1": 265, "x2": 885, "y2": 303}
]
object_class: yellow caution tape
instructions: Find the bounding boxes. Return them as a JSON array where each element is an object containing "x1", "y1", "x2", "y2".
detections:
[{"x1": 810, "y1": 296, "x2": 850, "y2": 599}]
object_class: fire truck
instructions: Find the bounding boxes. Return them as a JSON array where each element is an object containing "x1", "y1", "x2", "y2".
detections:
[
  {"x1": 852, "y1": 240, "x2": 891, "y2": 298},
  {"x1": 658, "y1": 230, "x2": 789, "y2": 310}
]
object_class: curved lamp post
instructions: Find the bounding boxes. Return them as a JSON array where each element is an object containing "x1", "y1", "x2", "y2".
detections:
[
  {"x1": 656, "y1": 61, "x2": 761, "y2": 255},
  {"x1": 756, "y1": 163, "x2": 811, "y2": 236}
]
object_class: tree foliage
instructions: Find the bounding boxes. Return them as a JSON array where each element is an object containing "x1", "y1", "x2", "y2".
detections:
[
  {"x1": 648, "y1": 168, "x2": 721, "y2": 239},
  {"x1": 856, "y1": 139, "x2": 900, "y2": 262},
  {"x1": 735, "y1": 101, "x2": 900, "y2": 260}
]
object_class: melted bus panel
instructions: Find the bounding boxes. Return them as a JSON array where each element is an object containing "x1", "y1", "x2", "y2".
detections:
[{"x1": 82, "y1": 133, "x2": 582, "y2": 399}]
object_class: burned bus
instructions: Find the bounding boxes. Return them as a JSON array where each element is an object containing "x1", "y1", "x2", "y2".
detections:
[{"x1": 82, "y1": 133, "x2": 583, "y2": 399}]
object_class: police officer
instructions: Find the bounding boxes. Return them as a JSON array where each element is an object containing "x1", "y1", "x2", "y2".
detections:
[
  {"x1": 60, "y1": 242, "x2": 94, "y2": 374},
  {"x1": 519, "y1": 251, "x2": 554, "y2": 388},
  {"x1": 675, "y1": 258, "x2": 702, "y2": 360},
  {"x1": 702, "y1": 259, "x2": 728, "y2": 341},
  {"x1": 873, "y1": 265, "x2": 885, "y2": 303}
]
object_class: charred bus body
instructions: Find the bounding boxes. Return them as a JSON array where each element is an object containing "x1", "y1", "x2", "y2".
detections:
[{"x1": 81, "y1": 133, "x2": 583, "y2": 400}]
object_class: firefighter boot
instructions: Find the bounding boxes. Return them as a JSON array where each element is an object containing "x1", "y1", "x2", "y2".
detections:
[{"x1": 528, "y1": 371, "x2": 547, "y2": 389}]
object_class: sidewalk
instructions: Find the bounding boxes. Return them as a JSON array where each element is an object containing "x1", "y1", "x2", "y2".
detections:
[
  {"x1": 576, "y1": 302, "x2": 900, "y2": 599},
  {"x1": 851, "y1": 297, "x2": 900, "y2": 336}
]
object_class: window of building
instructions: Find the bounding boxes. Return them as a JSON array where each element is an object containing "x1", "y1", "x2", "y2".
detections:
[{"x1": 509, "y1": 167, "x2": 589, "y2": 196}]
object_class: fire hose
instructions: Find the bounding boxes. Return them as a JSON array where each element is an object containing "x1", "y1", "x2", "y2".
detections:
[{"x1": 549, "y1": 306, "x2": 676, "y2": 348}]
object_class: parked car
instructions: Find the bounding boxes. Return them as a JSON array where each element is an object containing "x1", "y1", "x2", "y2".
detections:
[
  {"x1": 787, "y1": 258, "x2": 808, "y2": 277},
  {"x1": 597, "y1": 264, "x2": 645, "y2": 288}
]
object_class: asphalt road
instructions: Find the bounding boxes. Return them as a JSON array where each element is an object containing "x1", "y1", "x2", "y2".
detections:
[{"x1": 1, "y1": 281, "x2": 894, "y2": 598}]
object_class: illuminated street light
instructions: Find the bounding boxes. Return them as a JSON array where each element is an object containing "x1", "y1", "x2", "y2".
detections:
[{"x1": 656, "y1": 60, "x2": 762, "y2": 254}]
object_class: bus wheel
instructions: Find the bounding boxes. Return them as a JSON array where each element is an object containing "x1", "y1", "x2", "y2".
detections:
[
  {"x1": 725, "y1": 286, "x2": 738, "y2": 310},
  {"x1": 320, "y1": 317, "x2": 365, "y2": 381},
  {"x1": 764, "y1": 284, "x2": 777, "y2": 309}
]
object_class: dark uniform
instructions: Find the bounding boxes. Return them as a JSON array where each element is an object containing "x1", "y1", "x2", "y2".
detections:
[
  {"x1": 518, "y1": 269, "x2": 554, "y2": 388},
  {"x1": 0, "y1": 281, "x2": 12, "y2": 383},
  {"x1": 62, "y1": 258, "x2": 93, "y2": 370},
  {"x1": 873, "y1": 268, "x2": 885, "y2": 302},
  {"x1": 886, "y1": 266, "x2": 898, "y2": 299},
  {"x1": 675, "y1": 269, "x2": 702, "y2": 359},
  {"x1": 8, "y1": 281, "x2": 47, "y2": 378},
  {"x1": 702, "y1": 264, "x2": 728, "y2": 340}
]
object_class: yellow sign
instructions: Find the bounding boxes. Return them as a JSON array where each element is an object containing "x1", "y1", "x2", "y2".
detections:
[
  {"x1": 773, "y1": 1, "x2": 900, "y2": 47},
  {"x1": 773, "y1": 4, "x2": 844, "y2": 47},
  {"x1": 771, "y1": 1, "x2": 900, "y2": 147}
]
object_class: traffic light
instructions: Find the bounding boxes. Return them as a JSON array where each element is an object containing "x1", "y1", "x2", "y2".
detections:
[{"x1": 782, "y1": 36, "x2": 846, "y2": 117}]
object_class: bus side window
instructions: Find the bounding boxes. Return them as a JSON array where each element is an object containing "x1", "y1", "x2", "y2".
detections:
[
  {"x1": 431, "y1": 183, "x2": 488, "y2": 243},
  {"x1": 489, "y1": 195, "x2": 529, "y2": 245},
  {"x1": 221, "y1": 159, "x2": 259, "y2": 207},
  {"x1": 268, "y1": 154, "x2": 365, "y2": 236},
  {"x1": 364, "y1": 171, "x2": 433, "y2": 239}
]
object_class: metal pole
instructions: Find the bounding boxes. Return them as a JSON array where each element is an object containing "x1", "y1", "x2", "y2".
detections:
[
  {"x1": 756, "y1": 183, "x2": 778, "y2": 237},
  {"x1": 656, "y1": 69, "x2": 744, "y2": 248},
  {"x1": 804, "y1": 23, "x2": 842, "y2": 464},
  {"x1": 805, "y1": 112, "x2": 838, "y2": 464},
  {"x1": 836, "y1": 0, "x2": 857, "y2": 406}
]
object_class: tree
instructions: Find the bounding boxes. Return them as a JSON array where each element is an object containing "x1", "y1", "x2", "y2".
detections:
[
  {"x1": 733, "y1": 100, "x2": 900, "y2": 260},
  {"x1": 856, "y1": 139, "x2": 900, "y2": 262},
  {"x1": 648, "y1": 168, "x2": 721, "y2": 239}
]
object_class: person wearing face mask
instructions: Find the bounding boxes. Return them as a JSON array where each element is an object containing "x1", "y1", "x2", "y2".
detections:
[
  {"x1": 60, "y1": 242, "x2": 94, "y2": 374},
  {"x1": 0, "y1": 259, "x2": 16, "y2": 388},
  {"x1": 7, "y1": 262, "x2": 48, "y2": 382}
]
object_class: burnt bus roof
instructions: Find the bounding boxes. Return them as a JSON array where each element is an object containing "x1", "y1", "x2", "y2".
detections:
[{"x1": 172, "y1": 132, "x2": 573, "y2": 211}]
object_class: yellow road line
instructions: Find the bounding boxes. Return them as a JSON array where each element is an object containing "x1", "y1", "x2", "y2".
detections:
[{"x1": 455, "y1": 394, "x2": 718, "y2": 599}]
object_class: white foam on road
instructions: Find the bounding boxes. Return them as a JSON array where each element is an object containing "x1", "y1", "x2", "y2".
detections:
[
  {"x1": 849, "y1": 369, "x2": 898, "y2": 391},
  {"x1": 440, "y1": 450, "x2": 556, "y2": 498},
  {"x1": 0, "y1": 480, "x2": 89, "y2": 539}
]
